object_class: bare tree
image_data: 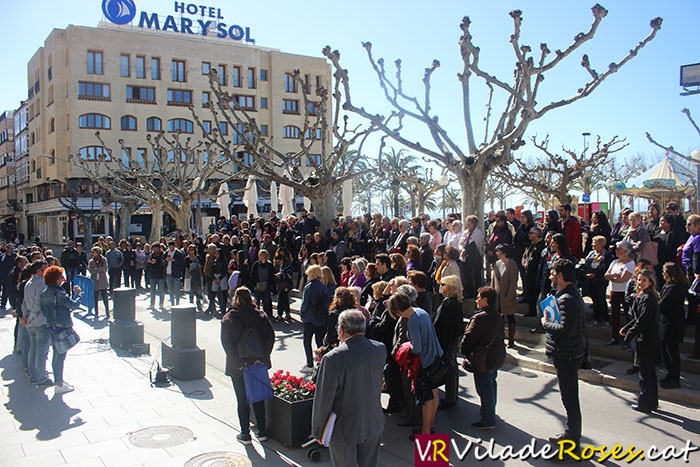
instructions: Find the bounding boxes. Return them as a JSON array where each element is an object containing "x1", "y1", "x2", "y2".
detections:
[
  {"x1": 50, "y1": 179, "x2": 109, "y2": 245},
  {"x1": 73, "y1": 131, "x2": 230, "y2": 241},
  {"x1": 646, "y1": 108, "x2": 700, "y2": 161},
  {"x1": 485, "y1": 173, "x2": 518, "y2": 211},
  {"x1": 499, "y1": 134, "x2": 627, "y2": 205},
  {"x1": 196, "y1": 70, "x2": 379, "y2": 228},
  {"x1": 324, "y1": 5, "x2": 662, "y2": 222}
]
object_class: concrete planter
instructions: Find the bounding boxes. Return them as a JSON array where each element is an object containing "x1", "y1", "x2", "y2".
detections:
[{"x1": 265, "y1": 396, "x2": 313, "y2": 447}]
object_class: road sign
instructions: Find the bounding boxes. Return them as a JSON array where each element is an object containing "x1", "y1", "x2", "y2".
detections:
[
  {"x1": 70, "y1": 213, "x2": 78, "y2": 220},
  {"x1": 582, "y1": 194, "x2": 590, "y2": 203}
]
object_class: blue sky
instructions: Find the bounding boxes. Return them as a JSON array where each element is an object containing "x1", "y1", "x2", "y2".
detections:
[{"x1": 2, "y1": 0, "x2": 698, "y2": 198}]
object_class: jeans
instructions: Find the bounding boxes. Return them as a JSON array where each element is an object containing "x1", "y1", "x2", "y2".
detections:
[
  {"x1": 303, "y1": 322, "x2": 325, "y2": 367},
  {"x1": 165, "y1": 275, "x2": 181, "y2": 306},
  {"x1": 28, "y1": 325, "x2": 51, "y2": 382},
  {"x1": 553, "y1": 355, "x2": 583, "y2": 444},
  {"x1": 66, "y1": 268, "x2": 78, "y2": 287},
  {"x1": 133, "y1": 269, "x2": 144, "y2": 289},
  {"x1": 150, "y1": 278, "x2": 165, "y2": 307},
  {"x1": 474, "y1": 369, "x2": 498, "y2": 425},
  {"x1": 231, "y1": 374, "x2": 266, "y2": 434},
  {"x1": 254, "y1": 289, "x2": 273, "y2": 318},
  {"x1": 108, "y1": 268, "x2": 121, "y2": 292},
  {"x1": 609, "y1": 291, "x2": 628, "y2": 340},
  {"x1": 52, "y1": 340, "x2": 68, "y2": 385},
  {"x1": 18, "y1": 326, "x2": 30, "y2": 370}
]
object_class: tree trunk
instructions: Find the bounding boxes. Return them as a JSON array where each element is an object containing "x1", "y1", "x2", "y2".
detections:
[
  {"x1": 309, "y1": 188, "x2": 337, "y2": 231},
  {"x1": 459, "y1": 167, "x2": 487, "y2": 225},
  {"x1": 149, "y1": 204, "x2": 163, "y2": 243},
  {"x1": 118, "y1": 206, "x2": 132, "y2": 241},
  {"x1": 80, "y1": 214, "x2": 94, "y2": 246},
  {"x1": 170, "y1": 207, "x2": 192, "y2": 234}
]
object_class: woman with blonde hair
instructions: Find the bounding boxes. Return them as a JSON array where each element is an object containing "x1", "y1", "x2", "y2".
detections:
[
  {"x1": 321, "y1": 266, "x2": 337, "y2": 303},
  {"x1": 299, "y1": 265, "x2": 328, "y2": 374},
  {"x1": 434, "y1": 275, "x2": 464, "y2": 409}
]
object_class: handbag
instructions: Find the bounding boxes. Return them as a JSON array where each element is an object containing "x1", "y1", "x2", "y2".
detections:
[
  {"x1": 219, "y1": 275, "x2": 229, "y2": 291},
  {"x1": 425, "y1": 354, "x2": 449, "y2": 388},
  {"x1": 53, "y1": 327, "x2": 80, "y2": 354},
  {"x1": 242, "y1": 363, "x2": 273, "y2": 404},
  {"x1": 462, "y1": 319, "x2": 501, "y2": 373}
]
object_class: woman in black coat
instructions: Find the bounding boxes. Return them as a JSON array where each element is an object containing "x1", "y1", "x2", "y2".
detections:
[
  {"x1": 220, "y1": 287, "x2": 275, "y2": 444},
  {"x1": 621, "y1": 269, "x2": 659, "y2": 413},
  {"x1": 658, "y1": 262, "x2": 687, "y2": 389},
  {"x1": 433, "y1": 275, "x2": 465, "y2": 409}
]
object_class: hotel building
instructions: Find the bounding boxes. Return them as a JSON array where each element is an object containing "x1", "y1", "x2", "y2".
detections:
[{"x1": 17, "y1": 21, "x2": 330, "y2": 245}]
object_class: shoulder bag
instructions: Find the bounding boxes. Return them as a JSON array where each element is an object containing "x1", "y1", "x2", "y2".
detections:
[
  {"x1": 237, "y1": 322, "x2": 267, "y2": 361},
  {"x1": 462, "y1": 318, "x2": 501, "y2": 373}
]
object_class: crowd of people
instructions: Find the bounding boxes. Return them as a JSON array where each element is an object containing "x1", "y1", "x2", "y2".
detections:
[{"x1": 3, "y1": 199, "x2": 699, "y2": 463}]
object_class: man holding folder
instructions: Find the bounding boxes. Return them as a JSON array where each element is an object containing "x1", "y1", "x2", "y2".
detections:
[{"x1": 312, "y1": 309, "x2": 386, "y2": 466}]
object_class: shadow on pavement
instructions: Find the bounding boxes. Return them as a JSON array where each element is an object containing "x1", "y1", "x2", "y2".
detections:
[{"x1": 0, "y1": 354, "x2": 84, "y2": 441}]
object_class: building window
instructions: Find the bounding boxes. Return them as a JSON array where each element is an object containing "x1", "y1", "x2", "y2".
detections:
[
  {"x1": 308, "y1": 102, "x2": 318, "y2": 115},
  {"x1": 260, "y1": 97, "x2": 268, "y2": 109},
  {"x1": 284, "y1": 73, "x2": 297, "y2": 93},
  {"x1": 121, "y1": 147, "x2": 131, "y2": 168},
  {"x1": 260, "y1": 124, "x2": 268, "y2": 136},
  {"x1": 79, "y1": 113, "x2": 111, "y2": 129},
  {"x1": 218, "y1": 122, "x2": 228, "y2": 135},
  {"x1": 304, "y1": 74, "x2": 311, "y2": 94},
  {"x1": 233, "y1": 95, "x2": 255, "y2": 110},
  {"x1": 172, "y1": 59, "x2": 186, "y2": 82},
  {"x1": 167, "y1": 89, "x2": 192, "y2": 105},
  {"x1": 49, "y1": 117, "x2": 55, "y2": 134},
  {"x1": 233, "y1": 123, "x2": 251, "y2": 145},
  {"x1": 202, "y1": 61, "x2": 211, "y2": 75},
  {"x1": 136, "y1": 56, "x2": 146, "y2": 79},
  {"x1": 120, "y1": 54, "x2": 130, "y2": 77},
  {"x1": 316, "y1": 75, "x2": 323, "y2": 91},
  {"x1": 79, "y1": 146, "x2": 109, "y2": 161},
  {"x1": 305, "y1": 128, "x2": 322, "y2": 140},
  {"x1": 202, "y1": 120, "x2": 211, "y2": 133},
  {"x1": 306, "y1": 154, "x2": 322, "y2": 166},
  {"x1": 126, "y1": 85, "x2": 156, "y2": 103},
  {"x1": 151, "y1": 57, "x2": 161, "y2": 80},
  {"x1": 87, "y1": 51, "x2": 103, "y2": 75},
  {"x1": 283, "y1": 125, "x2": 300, "y2": 139},
  {"x1": 168, "y1": 118, "x2": 193, "y2": 133},
  {"x1": 218, "y1": 64, "x2": 227, "y2": 85},
  {"x1": 232, "y1": 66, "x2": 241, "y2": 87},
  {"x1": 136, "y1": 148, "x2": 147, "y2": 168},
  {"x1": 146, "y1": 116, "x2": 162, "y2": 131},
  {"x1": 247, "y1": 68, "x2": 256, "y2": 89},
  {"x1": 121, "y1": 115, "x2": 137, "y2": 131},
  {"x1": 202, "y1": 91, "x2": 210, "y2": 106},
  {"x1": 260, "y1": 69, "x2": 268, "y2": 81},
  {"x1": 283, "y1": 99, "x2": 299, "y2": 114},
  {"x1": 78, "y1": 82, "x2": 110, "y2": 100}
]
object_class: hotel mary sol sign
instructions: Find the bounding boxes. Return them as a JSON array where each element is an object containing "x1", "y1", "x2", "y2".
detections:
[{"x1": 101, "y1": 0, "x2": 255, "y2": 43}]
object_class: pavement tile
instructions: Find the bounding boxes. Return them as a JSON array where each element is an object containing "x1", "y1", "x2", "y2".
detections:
[
  {"x1": 61, "y1": 438, "x2": 130, "y2": 464},
  {"x1": 100, "y1": 447, "x2": 171, "y2": 467},
  {"x1": 16, "y1": 450, "x2": 67, "y2": 466},
  {"x1": 22, "y1": 430, "x2": 89, "y2": 456},
  {"x1": 0, "y1": 442, "x2": 24, "y2": 461},
  {"x1": 83, "y1": 422, "x2": 143, "y2": 443},
  {"x1": 102, "y1": 408, "x2": 161, "y2": 427}
]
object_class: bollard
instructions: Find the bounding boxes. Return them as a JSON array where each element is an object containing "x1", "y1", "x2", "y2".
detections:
[
  {"x1": 109, "y1": 287, "x2": 149, "y2": 355},
  {"x1": 162, "y1": 303, "x2": 205, "y2": 380},
  {"x1": 113, "y1": 287, "x2": 136, "y2": 321},
  {"x1": 171, "y1": 304, "x2": 196, "y2": 348}
]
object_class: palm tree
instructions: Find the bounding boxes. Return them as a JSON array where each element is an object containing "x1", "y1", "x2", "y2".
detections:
[{"x1": 440, "y1": 187, "x2": 462, "y2": 218}]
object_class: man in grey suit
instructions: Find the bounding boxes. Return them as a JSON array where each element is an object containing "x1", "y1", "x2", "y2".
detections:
[{"x1": 312, "y1": 309, "x2": 386, "y2": 466}]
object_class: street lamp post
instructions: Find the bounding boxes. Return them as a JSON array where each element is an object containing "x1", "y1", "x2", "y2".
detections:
[
  {"x1": 391, "y1": 178, "x2": 400, "y2": 218},
  {"x1": 582, "y1": 132, "x2": 590, "y2": 223},
  {"x1": 437, "y1": 174, "x2": 450, "y2": 219},
  {"x1": 605, "y1": 179, "x2": 615, "y2": 220}
]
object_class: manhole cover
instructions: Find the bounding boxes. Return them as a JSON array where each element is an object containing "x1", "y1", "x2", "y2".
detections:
[
  {"x1": 184, "y1": 452, "x2": 252, "y2": 467},
  {"x1": 128, "y1": 425, "x2": 194, "y2": 448}
]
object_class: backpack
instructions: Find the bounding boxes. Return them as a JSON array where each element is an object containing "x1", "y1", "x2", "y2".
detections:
[{"x1": 237, "y1": 321, "x2": 266, "y2": 361}]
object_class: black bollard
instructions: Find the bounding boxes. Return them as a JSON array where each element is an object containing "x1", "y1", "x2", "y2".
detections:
[
  {"x1": 109, "y1": 287, "x2": 149, "y2": 355},
  {"x1": 162, "y1": 304, "x2": 205, "y2": 380}
]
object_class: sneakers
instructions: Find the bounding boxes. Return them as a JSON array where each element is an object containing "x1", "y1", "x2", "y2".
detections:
[
  {"x1": 55, "y1": 383, "x2": 74, "y2": 395},
  {"x1": 254, "y1": 429, "x2": 268, "y2": 442},
  {"x1": 36, "y1": 378, "x2": 54, "y2": 388},
  {"x1": 300, "y1": 365, "x2": 314, "y2": 374},
  {"x1": 471, "y1": 420, "x2": 496, "y2": 430},
  {"x1": 237, "y1": 432, "x2": 252, "y2": 445}
]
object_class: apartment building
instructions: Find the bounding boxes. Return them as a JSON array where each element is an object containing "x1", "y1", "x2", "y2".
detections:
[
  {"x1": 0, "y1": 110, "x2": 17, "y2": 240},
  {"x1": 21, "y1": 22, "x2": 330, "y2": 244}
]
